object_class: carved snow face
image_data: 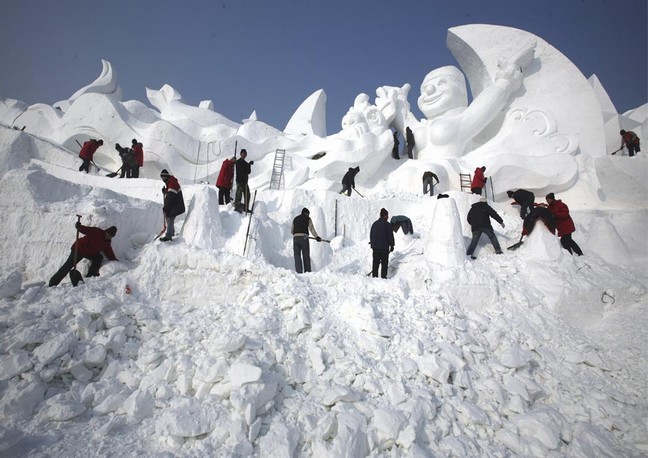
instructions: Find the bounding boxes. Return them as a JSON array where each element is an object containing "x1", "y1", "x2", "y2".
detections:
[
  {"x1": 417, "y1": 67, "x2": 467, "y2": 119},
  {"x1": 364, "y1": 106, "x2": 386, "y2": 132}
]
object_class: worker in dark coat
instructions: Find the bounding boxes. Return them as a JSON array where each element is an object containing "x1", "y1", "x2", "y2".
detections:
[
  {"x1": 392, "y1": 130, "x2": 400, "y2": 159},
  {"x1": 507, "y1": 189, "x2": 535, "y2": 219},
  {"x1": 470, "y1": 166, "x2": 487, "y2": 195},
  {"x1": 546, "y1": 193, "x2": 583, "y2": 255},
  {"x1": 370, "y1": 208, "x2": 395, "y2": 278},
  {"x1": 522, "y1": 205, "x2": 556, "y2": 236},
  {"x1": 291, "y1": 207, "x2": 322, "y2": 273},
  {"x1": 115, "y1": 143, "x2": 136, "y2": 178},
  {"x1": 340, "y1": 166, "x2": 360, "y2": 196},
  {"x1": 619, "y1": 129, "x2": 641, "y2": 157},
  {"x1": 405, "y1": 126, "x2": 415, "y2": 159},
  {"x1": 391, "y1": 215, "x2": 413, "y2": 235},
  {"x1": 160, "y1": 169, "x2": 186, "y2": 242},
  {"x1": 216, "y1": 157, "x2": 236, "y2": 205},
  {"x1": 466, "y1": 197, "x2": 504, "y2": 259},
  {"x1": 49, "y1": 224, "x2": 117, "y2": 286},
  {"x1": 78, "y1": 139, "x2": 103, "y2": 173},
  {"x1": 422, "y1": 171, "x2": 439, "y2": 196},
  {"x1": 234, "y1": 149, "x2": 254, "y2": 212}
]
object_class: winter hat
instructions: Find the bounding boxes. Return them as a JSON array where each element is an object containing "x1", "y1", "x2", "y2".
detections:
[
  {"x1": 302, "y1": 207, "x2": 310, "y2": 215},
  {"x1": 380, "y1": 208, "x2": 388, "y2": 217},
  {"x1": 507, "y1": 190, "x2": 514, "y2": 198},
  {"x1": 546, "y1": 193, "x2": 555, "y2": 200},
  {"x1": 355, "y1": 166, "x2": 360, "y2": 172},
  {"x1": 160, "y1": 169, "x2": 171, "y2": 179},
  {"x1": 106, "y1": 226, "x2": 117, "y2": 237},
  {"x1": 132, "y1": 138, "x2": 138, "y2": 145}
]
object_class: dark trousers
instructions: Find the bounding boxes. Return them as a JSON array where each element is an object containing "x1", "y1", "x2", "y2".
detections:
[
  {"x1": 340, "y1": 184, "x2": 352, "y2": 196},
  {"x1": 131, "y1": 165, "x2": 140, "y2": 178},
  {"x1": 407, "y1": 144, "x2": 414, "y2": 159},
  {"x1": 466, "y1": 228, "x2": 502, "y2": 256},
  {"x1": 79, "y1": 159, "x2": 91, "y2": 173},
  {"x1": 120, "y1": 165, "x2": 132, "y2": 178},
  {"x1": 519, "y1": 201, "x2": 533, "y2": 219},
  {"x1": 392, "y1": 146, "x2": 399, "y2": 159},
  {"x1": 293, "y1": 236, "x2": 311, "y2": 273},
  {"x1": 423, "y1": 177, "x2": 435, "y2": 196},
  {"x1": 372, "y1": 249, "x2": 389, "y2": 278},
  {"x1": 235, "y1": 181, "x2": 250, "y2": 211},
  {"x1": 217, "y1": 186, "x2": 231, "y2": 205},
  {"x1": 627, "y1": 144, "x2": 639, "y2": 157},
  {"x1": 471, "y1": 187, "x2": 482, "y2": 195},
  {"x1": 560, "y1": 233, "x2": 583, "y2": 256},
  {"x1": 49, "y1": 249, "x2": 103, "y2": 286}
]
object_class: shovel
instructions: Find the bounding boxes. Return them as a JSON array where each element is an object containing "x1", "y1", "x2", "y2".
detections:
[
  {"x1": 507, "y1": 234, "x2": 524, "y2": 251},
  {"x1": 106, "y1": 166, "x2": 122, "y2": 178},
  {"x1": 69, "y1": 215, "x2": 84, "y2": 286}
]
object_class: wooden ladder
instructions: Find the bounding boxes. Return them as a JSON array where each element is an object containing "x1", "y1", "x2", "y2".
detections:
[
  {"x1": 269, "y1": 149, "x2": 286, "y2": 190},
  {"x1": 460, "y1": 173, "x2": 472, "y2": 192}
]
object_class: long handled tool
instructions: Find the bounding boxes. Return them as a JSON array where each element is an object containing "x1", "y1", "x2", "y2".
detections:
[
  {"x1": 353, "y1": 188, "x2": 364, "y2": 198},
  {"x1": 309, "y1": 237, "x2": 331, "y2": 243},
  {"x1": 106, "y1": 166, "x2": 122, "y2": 178},
  {"x1": 507, "y1": 234, "x2": 524, "y2": 251},
  {"x1": 69, "y1": 215, "x2": 84, "y2": 286},
  {"x1": 610, "y1": 147, "x2": 623, "y2": 155}
]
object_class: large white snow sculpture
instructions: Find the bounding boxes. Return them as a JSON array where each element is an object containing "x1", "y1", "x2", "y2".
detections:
[
  {"x1": 284, "y1": 89, "x2": 327, "y2": 137},
  {"x1": 54, "y1": 59, "x2": 123, "y2": 112}
]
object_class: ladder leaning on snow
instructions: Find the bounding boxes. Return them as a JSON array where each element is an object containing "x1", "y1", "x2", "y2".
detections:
[
  {"x1": 460, "y1": 173, "x2": 472, "y2": 193},
  {"x1": 269, "y1": 149, "x2": 287, "y2": 190}
]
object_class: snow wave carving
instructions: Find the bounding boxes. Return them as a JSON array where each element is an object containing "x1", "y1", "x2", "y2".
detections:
[{"x1": 54, "y1": 59, "x2": 122, "y2": 112}]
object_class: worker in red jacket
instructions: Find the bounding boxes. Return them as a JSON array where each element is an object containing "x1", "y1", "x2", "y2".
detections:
[
  {"x1": 546, "y1": 193, "x2": 583, "y2": 256},
  {"x1": 216, "y1": 157, "x2": 236, "y2": 205},
  {"x1": 49, "y1": 223, "x2": 118, "y2": 286},
  {"x1": 131, "y1": 139, "x2": 144, "y2": 178},
  {"x1": 471, "y1": 166, "x2": 487, "y2": 195},
  {"x1": 78, "y1": 139, "x2": 103, "y2": 173},
  {"x1": 160, "y1": 169, "x2": 186, "y2": 242}
]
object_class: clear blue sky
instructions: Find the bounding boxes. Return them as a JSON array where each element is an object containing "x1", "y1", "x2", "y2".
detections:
[{"x1": 1, "y1": 0, "x2": 646, "y2": 133}]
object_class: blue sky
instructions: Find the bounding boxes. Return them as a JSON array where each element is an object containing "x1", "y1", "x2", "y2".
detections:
[{"x1": 1, "y1": 0, "x2": 646, "y2": 133}]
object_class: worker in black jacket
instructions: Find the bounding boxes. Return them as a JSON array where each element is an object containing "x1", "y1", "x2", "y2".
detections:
[
  {"x1": 291, "y1": 207, "x2": 322, "y2": 273},
  {"x1": 370, "y1": 208, "x2": 395, "y2": 278},
  {"x1": 507, "y1": 189, "x2": 535, "y2": 218},
  {"x1": 466, "y1": 197, "x2": 505, "y2": 259},
  {"x1": 234, "y1": 149, "x2": 254, "y2": 212}
]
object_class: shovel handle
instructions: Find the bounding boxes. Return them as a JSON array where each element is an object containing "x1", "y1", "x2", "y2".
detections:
[{"x1": 73, "y1": 215, "x2": 82, "y2": 266}]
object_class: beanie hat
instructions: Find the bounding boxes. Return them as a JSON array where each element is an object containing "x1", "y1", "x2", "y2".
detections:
[
  {"x1": 302, "y1": 207, "x2": 310, "y2": 215},
  {"x1": 106, "y1": 226, "x2": 117, "y2": 236},
  {"x1": 507, "y1": 190, "x2": 514, "y2": 198},
  {"x1": 160, "y1": 169, "x2": 170, "y2": 178},
  {"x1": 546, "y1": 193, "x2": 555, "y2": 200},
  {"x1": 380, "y1": 208, "x2": 388, "y2": 217},
  {"x1": 132, "y1": 138, "x2": 138, "y2": 145}
]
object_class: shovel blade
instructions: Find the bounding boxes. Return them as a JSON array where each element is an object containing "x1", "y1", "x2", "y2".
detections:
[
  {"x1": 106, "y1": 172, "x2": 119, "y2": 178},
  {"x1": 507, "y1": 241, "x2": 524, "y2": 251},
  {"x1": 69, "y1": 269, "x2": 83, "y2": 287}
]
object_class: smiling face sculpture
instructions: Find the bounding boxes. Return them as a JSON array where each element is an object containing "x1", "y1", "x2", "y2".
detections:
[{"x1": 417, "y1": 66, "x2": 468, "y2": 120}]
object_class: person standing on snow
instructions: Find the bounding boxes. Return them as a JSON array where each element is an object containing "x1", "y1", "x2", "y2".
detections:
[
  {"x1": 370, "y1": 208, "x2": 395, "y2": 278},
  {"x1": 234, "y1": 149, "x2": 254, "y2": 213},
  {"x1": 49, "y1": 223, "x2": 118, "y2": 286},
  {"x1": 405, "y1": 126, "x2": 415, "y2": 159},
  {"x1": 619, "y1": 129, "x2": 641, "y2": 157},
  {"x1": 291, "y1": 207, "x2": 323, "y2": 273},
  {"x1": 78, "y1": 139, "x2": 103, "y2": 173},
  {"x1": 466, "y1": 196, "x2": 505, "y2": 259},
  {"x1": 422, "y1": 171, "x2": 439, "y2": 196},
  {"x1": 160, "y1": 169, "x2": 186, "y2": 242},
  {"x1": 545, "y1": 193, "x2": 583, "y2": 256},
  {"x1": 507, "y1": 189, "x2": 535, "y2": 219},
  {"x1": 131, "y1": 139, "x2": 144, "y2": 178},
  {"x1": 340, "y1": 166, "x2": 360, "y2": 196},
  {"x1": 470, "y1": 166, "x2": 487, "y2": 195},
  {"x1": 392, "y1": 130, "x2": 400, "y2": 159},
  {"x1": 115, "y1": 143, "x2": 135, "y2": 178},
  {"x1": 216, "y1": 156, "x2": 236, "y2": 205}
]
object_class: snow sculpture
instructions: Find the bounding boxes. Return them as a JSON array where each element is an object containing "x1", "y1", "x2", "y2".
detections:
[
  {"x1": 284, "y1": 89, "x2": 327, "y2": 137},
  {"x1": 54, "y1": 59, "x2": 122, "y2": 112}
]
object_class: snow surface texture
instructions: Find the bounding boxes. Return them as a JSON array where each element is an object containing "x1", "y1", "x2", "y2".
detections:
[{"x1": 0, "y1": 24, "x2": 647, "y2": 457}]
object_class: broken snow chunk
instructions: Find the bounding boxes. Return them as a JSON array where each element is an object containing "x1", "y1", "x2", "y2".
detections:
[
  {"x1": 415, "y1": 354, "x2": 450, "y2": 384},
  {"x1": 0, "y1": 349, "x2": 33, "y2": 380},
  {"x1": 123, "y1": 389, "x2": 155, "y2": 421},
  {"x1": 94, "y1": 393, "x2": 127, "y2": 415},
  {"x1": 228, "y1": 363, "x2": 262, "y2": 387},
  {"x1": 500, "y1": 347, "x2": 534, "y2": 369},
  {"x1": 213, "y1": 334, "x2": 246, "y2": 353},
  {"x1": 456, "y1": 400, "x2": 489, "y2": 425},
  {"x1": 83, "y1": 344, "x2": 107, "y2": 367},
  {"x1": 321, "y1": 385, "x2": 360, "y2": 406},
  {"x1": 42, "y1": 394, "x2": 86, "y2": 421},
  {"x1": 371, "y1": 406, "x2": 407, "y2": 448},
  {"x1": 33, "y1": 332, "x2": 76, "y2": 366},
  {"x1": 156, "y1": 399, "x2": 221, "y2": 437}
]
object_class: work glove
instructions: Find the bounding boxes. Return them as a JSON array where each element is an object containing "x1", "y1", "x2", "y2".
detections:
[
  {"x1": 249, "y1": 161, "x2": 254, "y2": 165},
  {"x1": 75, "y1": 221, "x2": 81, "y2": 229},
  {"x1": 389, "y1": 246, "x2": 394, "y2": 252},
  {"x1": 501, "y1": 222, "x2": 506, "y2": 228},
  {"x1": 316, "y1": 236, "x2": 322, "y2": 242}
]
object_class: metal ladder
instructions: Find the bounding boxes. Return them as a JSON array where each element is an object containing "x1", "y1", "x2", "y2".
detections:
[
  {"x1": 269, "y1": 149, "x2": 286, "y2": 190},
  {"x1": 460, "y1": 173, "x2": 472, "y2": 192}
]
